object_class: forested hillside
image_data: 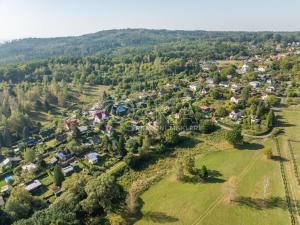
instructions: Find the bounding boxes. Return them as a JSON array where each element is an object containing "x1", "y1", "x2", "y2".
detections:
[{"x1": 1, "y1": 29, "x2": 300, "y2": 64}]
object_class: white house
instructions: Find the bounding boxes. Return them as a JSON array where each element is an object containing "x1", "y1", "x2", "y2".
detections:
[
  {"x1": 62, "y1": 166, "x2": 74, "y2": 176},
  {"x1": 25, "y1": 180, "x2": 42, "y2": 192},
  {"x1": 266, "y1": 86, "x2": 276, "y2": 93},
  {"x1": 189, "y1": 83, "x2": 200, "y2": 91},
  {"x1": 229, "y1": 110, "x2": 244, "y2": 120},
  {"x1": 241, "y1": 64, "x2": 250, "y2": 74},
  {"x1": 22, "y1": 163, "x2": 37, "y2": 172},
  {"x1": 249, "y1": 81, "x2": 261, "y2": 89},
  {"x1": 231, "y1": 84, "x2": 241, "y2": 92},
  {"x1": 257, "y1": 66, "x2": 266, "y2": 73},
  {"x1": 230, "y1": 96, "x2": 241, "y2": 104}
]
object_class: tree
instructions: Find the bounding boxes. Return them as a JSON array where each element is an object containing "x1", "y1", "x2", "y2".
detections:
[
  {"x1": 226, "y1": 125, "x2": 243, "y2": 146},
  {"x1": 266, "y1": 110, "x2": 275, "y2": 128},
  {"x1": 164, "y1": 129, "x2": 179, "y2": 145},
  {"x1": 23, "y1": 148, "x2": 36, "y2": 163},
  {"x1": 83, "y1": 174, "x2": 121, "y2": 213},
  {"x1": 264, "y1": 148, "x2": 273, "y2": 159},
  {"x1": 142, "y1": 135, "x2": 151, "y2": 152},
  {"x1": 200, "y1": 120, "x2": 216, "y2": 134},
  {"x1": 184, "y1": 155, "x2": 195, "y2": 174},
  {"x1": 5, "y1": 187, "x2": 36, "y2": 220},
  {"x1": 22, "y1": 127, "x2": 30, "y2": 140},
  {"x1": 53, "y1": 166, "x2": 65, "y2": 187},
  {"x1": 199, "y1": 165, "x2": 208, "y2": 179},
  {"x1": 71, "y1": 126, "x2": 81, "y2": 141}
]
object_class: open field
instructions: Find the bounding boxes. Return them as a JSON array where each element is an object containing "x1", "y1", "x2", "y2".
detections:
[
  {"x1": 136, "y1": 139, "x2": 289, "y2": 225},
  {"x1": 135, "y1": 105, "x2": 300, "y2": 225},
  {"x1": 30, "y1": 84, "x2": 110, "y2": 128}
]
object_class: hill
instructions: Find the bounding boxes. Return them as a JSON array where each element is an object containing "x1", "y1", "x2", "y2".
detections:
[{"x1": 0, "y1": 29, "x2": 300, "y2": 64}]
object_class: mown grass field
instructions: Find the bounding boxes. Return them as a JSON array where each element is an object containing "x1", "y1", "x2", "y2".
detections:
[
  {"x1": 136, "y1": 139, "x2": 288, "y2": 225},
  {"x1": 134, "y1": 106, "x2": 300, "y2": 225}
]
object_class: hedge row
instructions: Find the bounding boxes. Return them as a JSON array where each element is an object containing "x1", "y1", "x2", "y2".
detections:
[
  {"x1": 287, "y1": 140, "x2": 300, "y2": 186},
  {"x1": 273, "y1": 137, "x2": 296, "y2": 225}
]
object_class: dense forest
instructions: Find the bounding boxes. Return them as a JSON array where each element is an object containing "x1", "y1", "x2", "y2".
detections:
[{"x1": 1, "y1": 29, "x2": 300, "y2": 64}]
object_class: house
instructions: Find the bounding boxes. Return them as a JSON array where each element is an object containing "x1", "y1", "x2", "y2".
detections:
[
  {"x1": 0, "y1": 157, "x2": 21, "y2": 169},
  {"x1": 200, "y1": 106, "x2": 214, "y2": 113},
  {"x1": 52, "y1": 186, "x2": 62, "y2": 196},
  {"x1": 241, "y1": 64, "x2": 250, "y2": 74},
  {"x1": 91, "y1": 135, "x2": 101, "y2": 144},
  {"x1": 92, "y1": 111, "x2": 110, "y2": 124},
  {"x1": 200, "y1": 89, "x2": 208, "y2": 96},
  {"x1": 0, "y1": 196, "x2": 4, "y2": 207},
  {"x1": 189, "y1": 83, "x2": 200, "y2": 91},
  {"x1": 159, "y1": 88, "x2": 167, "y2": 96},
  {"x1": 85, "y1": 152, "x2": 99, "y2": 164},
  {"x1": 230, "y1": 96, "x2": 242, "y2": 104},
  {"x1": 251, "y1": 115, "x2": 261, "y2": 124},
  {"x1": 249, "y1": 81, "x2": 261, "y2": 89},
  {"x1": 266, "y1": 86, "x2": 276, "y2": 93},
  {"x1": 62, "y1": 166, "x2": 74, "y2": 176},
  {"x1": 25, "y1": 180, "x2": 42, "y2": 192},
  {"x1": 40, "y1": 128, "x2": 55, "y2": 139},
  {"x1": 48, "y1": 156, "x2": 58, "y2": 165},
  {"x1": 147, "y1": 121, "x2": 158, "y2": 131},
  {"x1": 116, "y1": 105, "x2": 127, "y2": 114},
  {"x1": 25, "y1": 137, "x2": 38, "y2": 147},
  {"x1": 219, "y1": 81, "x2": 229, "y2": 88},
  {"x1": 257, "y1": 74, "x2": 267, "y2": 81},
  {"x1": 4, "y1": 175, "x2": 13, "y2": 183},
  {"x1": 231, "y1": 84, "x2": 241, "y2": 92},
  {"x1": 1, "y1": 185, "x2": 10, "y2": 195},
  {"x1": 205, "y1": 78, "x2": 215, "y2": 86},
  {"x1": 229, "y1": 110, "x2": 244, "y2": 120},
  {"x1": 261, "y1": 94, "x2": 269, "y2": 101},
  {"x1": 64, "y1": 119, "x2": 79, "y2": 130},
  {"x1": 56, "y1": 133, "x2": 67, "y2": 143},
  {"x1": 78, "y1": 126, "x2": 88, "y2": 134},
  {"x1": 22, "y1": 163, "x2": 37, "y2": 172},
  {"x1": 137, "y1": 92, "x2": 149, "y2": 99},
  {"x1": 56, "y1": 150, "x2": 71, "y2": 161},
  {"x1": 257, "y1": 66, "x2": 266, "y2": 73}
]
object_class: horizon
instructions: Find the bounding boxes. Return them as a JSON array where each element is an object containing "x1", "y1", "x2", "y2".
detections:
[
  {"x1": 1, "y1": 28, "x2": 300, "y2": 42},
  {"x1": 1, "y1": 0, "x2": 300, "y2": 40}
]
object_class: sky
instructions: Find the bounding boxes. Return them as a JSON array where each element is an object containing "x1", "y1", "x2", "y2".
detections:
[{"x1": 0, "y1": 0, "x2": 300, "y2": 40}]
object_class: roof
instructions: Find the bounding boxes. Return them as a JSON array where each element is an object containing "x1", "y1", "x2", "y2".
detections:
[
  {"x1": 22, "y1": 163, "x2": 37, "y2": 171},
  {"x1": 25, "y1": 180, "x2": 42, "y2": 192},
  {"x1": 85, "y1": 152, "x2": 98, "y2": 161},
  {"x1": 4, "y1": 175, "x2": 13, "y2": 183},
  {"x1": 78, "y1": 126, "x2": 88, "y2": 133},
  {"x1": 1, "y1": 185, "x2": 9, "y2": 193},
  {"x1": 62, "y1": 166, "x2": 74, "y2": 174}
]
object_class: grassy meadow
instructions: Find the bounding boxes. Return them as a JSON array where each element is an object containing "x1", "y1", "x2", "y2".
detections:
[{"x1": 134, "y1": 105, "x2": 300, "y2": 225}]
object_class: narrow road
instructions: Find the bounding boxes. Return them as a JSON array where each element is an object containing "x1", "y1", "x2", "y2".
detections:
[{"x1": 214, "y1": 120, "x2": 273, "y2": 139}]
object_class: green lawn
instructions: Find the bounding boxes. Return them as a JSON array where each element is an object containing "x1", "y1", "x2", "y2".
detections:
[
  {"x1": 135, "y1": 105, "x2": 300, "y2": 225},
  {"x1": 136, "y1": 139, "x2": 288, "y2": 225}
]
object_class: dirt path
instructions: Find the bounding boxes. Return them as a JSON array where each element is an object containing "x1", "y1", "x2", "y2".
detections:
[{"x1": 214, "y1": 120, "x2": 273, "y2": 139}]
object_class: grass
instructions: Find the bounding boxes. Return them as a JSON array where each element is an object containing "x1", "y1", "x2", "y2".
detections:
[
  {"x1": 135, "y1": 138, "x2": 289, "y2": 225},
  {"x1": 30, "y1": 84, "x2": 110, "y2": 128},
  {"x1": 134, "y1": 105, "x2": 300, "y2": 225}
]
